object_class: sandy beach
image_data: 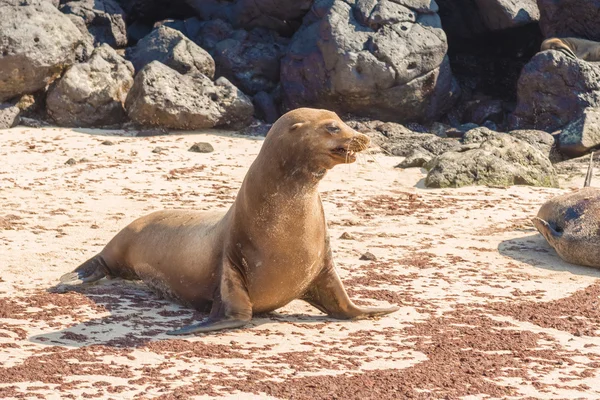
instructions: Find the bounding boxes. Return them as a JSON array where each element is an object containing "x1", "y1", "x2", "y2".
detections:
[{"x1": 1, "y1": 126, "x2": 600, "y2": 399}]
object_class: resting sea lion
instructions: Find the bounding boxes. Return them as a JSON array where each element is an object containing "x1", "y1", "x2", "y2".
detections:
[
  {"x1": 533, "y1": 153, "x2": 600, "y2": 268},
  {"x1": 540, "y1": 37, "x2": 600, "y2": 61},
  {"x1": 58, "y1": 108, "x2": 399, "y2": 335}
]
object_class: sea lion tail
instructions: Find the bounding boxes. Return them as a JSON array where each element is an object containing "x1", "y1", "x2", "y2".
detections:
[
  {"x1": 59, "y1": 254, "x2": 108, "y2": 285},
  {"x1": 584, "y1": 151, "x2": 594, "y2": 188},
  {"x1": 532, "y1": 217, "x2": 562, "y2": 246}
]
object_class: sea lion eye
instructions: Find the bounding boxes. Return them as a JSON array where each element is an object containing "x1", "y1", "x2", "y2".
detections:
[{"x1": 326, "y1": 124, "x2": 340, "y2": 134}]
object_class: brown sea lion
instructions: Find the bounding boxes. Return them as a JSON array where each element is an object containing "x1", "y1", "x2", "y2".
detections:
[
  {"x1": 540, "y1": 37, "x2": 600, "y2": 61},
  {"x1": 533, "y1": 153, "x2": 600, "y2": 268},
  {"x1": 58, "y1": 108, "x2": 399, "y2": 335}
]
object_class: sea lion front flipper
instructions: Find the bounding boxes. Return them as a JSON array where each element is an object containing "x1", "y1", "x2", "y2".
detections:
[
  {"x1": 532, "y1": 217, "x2": 563, "y2": 247},
  {"x1": 303, "y1": 255, "x2": 399, "y2": 320},
  {"x1": 167, "y1": 257, "x2": 252, "y2": 335}
]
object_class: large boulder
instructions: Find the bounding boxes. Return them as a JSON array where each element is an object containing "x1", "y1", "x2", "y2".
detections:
[
  {"x1": 280, "y1": 0, "x2": 459, "y2": 123},
  {"x1": 509, "y1": 128, "x2": 560, "y2": 162},
  {"x1": 46, "y1": 45, "x2": 134, "y2": 127},
  {"x1": 425, "y1": 128, "x2": 559, "y2": 188},
  {"x1": 0, "y1": 0, "x2": 90, "y2": 102},
  {"x1": 185, "y1": 0, "x2": 313, "y2": 35},
  {"x1": 125, "y1": 61, "x2": 253, "y2": 130},
  {"x1": 473, "y1": 0, "x2": 539, "y2": 30},
  {"x1": 183, "y1": 19, "x2": 288, "y2": 95},
  {"x1": 538, "y1": 0, "x2": 600, "y2": 40},
  {"x1": 509, "y1": 50, "x2": 600, "y2": 132},
  {"x1": 60, "y1": 0, "x2": 127, "y2": 48},
  {"x1": 558, "y1": 108, "x2": 600, "y2": 158},
  {"x1": 127, "y1": 25, "x2": 215, "y2": 77},
  {"x1": 0, "y1": 104, "x2": 20, "y2": 129}
]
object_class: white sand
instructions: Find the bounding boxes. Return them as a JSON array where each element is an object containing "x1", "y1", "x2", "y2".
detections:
[{"x1": 0, "y1": 126, "x2": 599, "y2": 399}]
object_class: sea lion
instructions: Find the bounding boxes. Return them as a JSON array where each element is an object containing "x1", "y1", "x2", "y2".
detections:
[
  {"x1": 533, "y1": 152, "x2": 600, "y2": 268},
  {"x1": 540, "y1": 37, "x2": 600, "y2": 61},
  {"x1": 58, "y1": 108, "x2": 399, "y2": 335}
]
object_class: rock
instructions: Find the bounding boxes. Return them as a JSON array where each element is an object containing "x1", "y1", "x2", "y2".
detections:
[
  {"x1": 396, "y1": 147, "x2": 434, "y2": 168},
  {"x1": 125, "y1": 61, "x2": 254, "y2": 130},
  {"x1": 18, "y1": 117, "x2": 50, "y2": 128},
  {"x1": 359, "y1": 252, "x2": 377, "y2": 261},
  {"x1": 0, "y1": 104, "x2": 20, "y2": 129},
  {"x1": 65, "y1": 158, "x2": 77, "y2": 165},
  {"x1": 238, "y1": 121, "x2": 272, "y2": 136},
  {"x1": 538, "y1": 0, "x2": 600, "y2": 40},
  {"x1": 189, "y1": 142, "x2": 214, "y2": 153},
  {"x1": 557, "y1": 108, "x2": 600, "y2": 158},
  {"x1": 253, "y1": 91, "x2": 279, "y2": 123},
  {"x1": 127, "y1": 26, "x2": 215, "y2": 77},
  {"x1": 509, "y1": 51, "x2": 600, "y2": 132},
  {"x1": 348, "y1": 120, "x2": 432, "y2": 156},
  {"x1": 60, "y1": 0, "x2": 127, "y2": 48},
  {"x1": 509, "y1": 129, "x2": 560, "y2": 162},
  {"x1": 185, "y1": 0, "x2": 312, "y2": 35},
  {"x1": 464, "y1": 98, "x2": 504, "y2": 125},
  {"x1": 101, "y1": 140, "x2": 115, "y2": 145},
  {"x1": 280, "y1": 0, "x2": 459, "y2": 123},
  {"x1": 473, "y1": 0, "x2": 539, "y2": 31},
  {"x1": 426, "y1": 131, "x2": 559, "y2": 188},
  {"x1": 339, "y1": 232, "x2": 355, "y2": 240},
  {"x1": 186, "y1": 19, "x2": 288, "y2": 96},
  {"x1": 0, "y1": 0, "x2": 90, "y2": 102},
  {"x1": 152, "y1": 146, "x2": 167, "y2": 153},
  {"x1": 46, "y1": 45, "x2": 134, "y2": 127},
  {"x1": 462, "y1": 126, "x2": 496, "y2": 144}
]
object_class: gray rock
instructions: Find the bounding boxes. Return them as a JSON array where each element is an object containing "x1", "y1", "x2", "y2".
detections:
[
  {"x1": 252, "y1": 91, "x2": 279, "y2": 123},
  {"x1": 474, "y1": 0, "x2": 539, "y2": 31},
  {"x1": 396, "y1": 147, "x2": 434, "y2": 168},
  {"x1": 280, "y1": 0, "x2": 459, "y2": 123},
  {"x1": 128, "y1": 26, "x2": 215, "y2": 78},
  {"x1": 186, "y1": 19, "x2": 288, "y2": 96},
  {"x1": 0, "y1": 0, "x2": 89, "y2": 102},
  {"x1": 185, "y1": 0, "x2": 312, "y2": 35},
  {"x1": 538, "y1": 0, "x2": 600, "y2": 40},
  {"x1": 558, "y1": 108, "x2": 600, "y2": 158},
  {"x1": 509, "y1": 51, "x2": 600, "y2": 132},
  {"x1": 464, "y1": 98, "x2": 504, "y2": 125},
  {"x1": 189, "y1": 142, "x2": 214, "y2": 153},
  {"x1": 125, "y1": 61, "x2": 253, "y2": 130},
  {"x1": 509, "y1": 128, "x2": 559, "y2": 162},
  {"x1": 0, "y1": 104, "x2": 20, "y2": 129},
  {"x1": 60, "y1": 0, "x2": 127, "y2": 48},
  {"x1": 46, "y1": 45, "x2": 134, "y2": 127},
  {"x1": 426, "y1": 132, "x2": 559, "y2": 188}
]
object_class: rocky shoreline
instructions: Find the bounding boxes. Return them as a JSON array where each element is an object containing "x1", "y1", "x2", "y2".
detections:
[{"x1": 2, "y1": 0, "x2": 600, "y2": 187}]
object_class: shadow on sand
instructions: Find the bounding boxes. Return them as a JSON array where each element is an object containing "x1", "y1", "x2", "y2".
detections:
[
  {"x1": 30, "y1": 279, "x2": 334, "y2": 349},
  {"x1": 498, "y1": 232, "x2": 600, "y2": 278}
]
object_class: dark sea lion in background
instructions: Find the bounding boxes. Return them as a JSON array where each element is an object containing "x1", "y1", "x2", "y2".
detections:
[
  {"x1": 540, "y1": 37, "x2": 600, "y2": 61},
  {"x1": 59, "y1": 108, "x2": 399, "y2": 335},
  {"x1": 533, "y1": 152, "x2": 600, "y2": 268}
]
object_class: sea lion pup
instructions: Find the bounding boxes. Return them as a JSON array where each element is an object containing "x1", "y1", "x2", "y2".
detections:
[
  {"x1": 540, "y1": 37, "x2": 600, "y2": 61},
  {"x1": 533, "y1": 152, "x2": 600, "y2": 268},
  {"x1": 59, "y1": 108, "x2": 399, "y2": 335}
]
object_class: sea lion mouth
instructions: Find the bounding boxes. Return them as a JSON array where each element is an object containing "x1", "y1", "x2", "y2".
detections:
[{"x1": 330, "y1": 146, "x2": 360, "y2": 162}]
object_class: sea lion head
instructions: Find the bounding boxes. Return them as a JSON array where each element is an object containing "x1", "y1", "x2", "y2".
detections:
[{"x1": 263, "y1": 108, "x2": 371, "y2": 173}]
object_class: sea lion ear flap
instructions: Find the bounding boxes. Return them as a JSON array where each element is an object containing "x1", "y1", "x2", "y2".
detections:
[{"x1": 290, "y1": 122, "x2": 305, "y2": 131}]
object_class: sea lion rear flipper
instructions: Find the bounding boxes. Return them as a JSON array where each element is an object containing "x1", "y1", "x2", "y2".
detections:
[
  {"x1": 167, "y1": 258, "x2": 252, "y2": 335},
  {"x1": 532, "y1": 217, "x2": 563, "y2": 247},
  {"x1": 59, "y1": 255, "x2": 108, "y2": 285},
  {"x1": 303, "y1": 261, "x2": 399, "y2": 320}
]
